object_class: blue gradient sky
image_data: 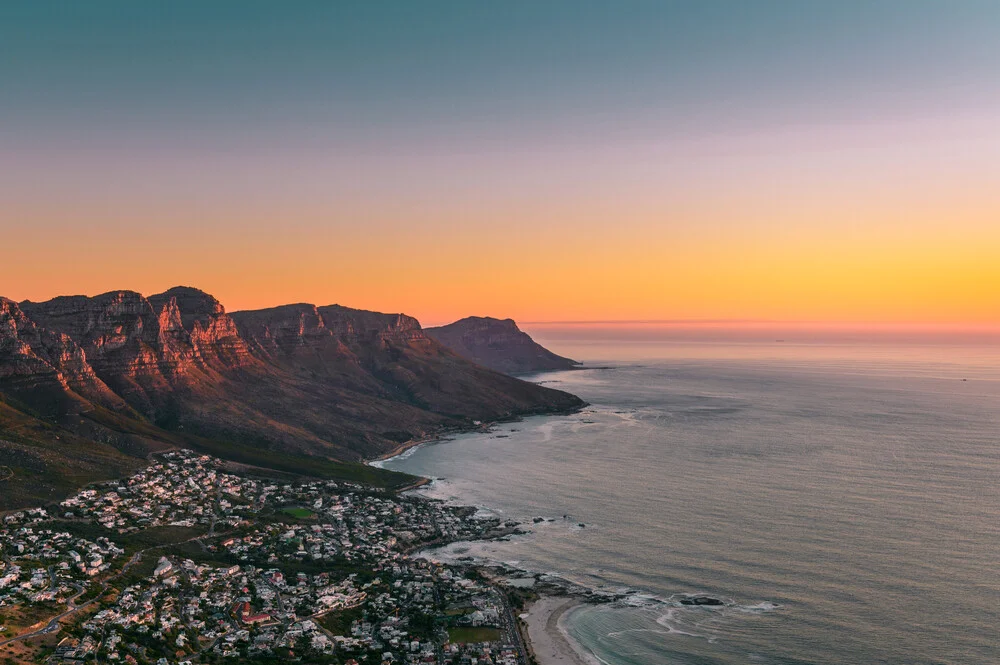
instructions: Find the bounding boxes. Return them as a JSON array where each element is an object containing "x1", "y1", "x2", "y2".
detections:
[{"x1": 3, "y1": 1, "x2": 999, "y2": 324}]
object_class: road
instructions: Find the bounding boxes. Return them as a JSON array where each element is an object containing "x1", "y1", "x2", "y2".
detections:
[
  {"x1": 497, "y1": 590, "x2": 528, "y2": 665},
  {"x1": 0, "y1": 586, "x2": 87, "y2": 646}
]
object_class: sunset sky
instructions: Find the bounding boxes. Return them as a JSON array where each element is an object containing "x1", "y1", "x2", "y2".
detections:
[{"x1": 2, "y1": 1, "x2": 998, "y2": 326}]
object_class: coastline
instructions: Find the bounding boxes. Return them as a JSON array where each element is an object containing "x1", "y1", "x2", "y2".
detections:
[
  {"x1": 370, "y1": 431, "x2": 448, "y2": 464},
  {"x1": 522, "y1": 596, "x2": 598, "y2": 665},
  {"x1": 369, "y1": 398, "x2": 588, "y2": 468},
  {"x1": 372, "y1": 400, "x2": 604, "y2": 665}
]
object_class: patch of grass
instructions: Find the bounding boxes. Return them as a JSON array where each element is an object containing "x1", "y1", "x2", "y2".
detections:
[
  {"x1": 36, "y1": 521, "x2": 205, "y2": 554},
  {"x1": 114, "y1": 553, "x2": 161, "y2": 588},
  {"x1": 447, "y1": 626, "x2": 502, "y2": 644},
  {"x1": 504, "y1": 586, "x2": 539, "y2": 612},
  {"x1": 159, "y1": 539, "x2": 232, "y2": 566},
  {"x1": 317, "y1": 606, "x2": 364, "y2": 636},
  {"x1": 73, "y1": 584, "x2": 106, "y2": 605},
  {"x1": 280, "y1": 507, "x2": 316, "y2": 519},
  {"x1": 120, "y1": 525, "x2": 206, "y2": 549},
  {"x1": 0, "y1": 601, "x2": 61, "y2": 631},
  {"x1": 34, "y1": 519, "x2": 111, "y2": 541}
]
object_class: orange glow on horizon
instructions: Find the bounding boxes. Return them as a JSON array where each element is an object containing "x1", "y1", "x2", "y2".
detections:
[
  {"x1": 4, "y1": 119, "x2": 998, "y2": 327},
  {"x1": 5, "y1": 210, "x2": 998, "y2": 328}
]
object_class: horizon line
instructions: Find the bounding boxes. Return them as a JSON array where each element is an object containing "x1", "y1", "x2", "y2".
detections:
[{"x1": 518, "y1": 319, "x2": 1000, "y2": 328}]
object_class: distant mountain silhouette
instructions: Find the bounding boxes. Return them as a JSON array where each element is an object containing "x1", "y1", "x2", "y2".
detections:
[{"x1": 427, "y1": 316, "x2": 580, "y2": 375}]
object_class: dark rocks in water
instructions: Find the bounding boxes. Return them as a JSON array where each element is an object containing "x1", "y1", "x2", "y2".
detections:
[
  {"x1": 578, "y1": 523, "x2": 586, "y2": 528},
  {"x1": 680, "y1": 596, "x2": 724, "y2": 606},
  {"x1": 533, "y1": 517, "x2": 545, "y2": 523}
]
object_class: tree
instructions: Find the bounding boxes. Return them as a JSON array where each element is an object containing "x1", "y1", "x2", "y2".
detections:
[{"x1": 295, "y1": 632, "x2": 312, "y2": 656}]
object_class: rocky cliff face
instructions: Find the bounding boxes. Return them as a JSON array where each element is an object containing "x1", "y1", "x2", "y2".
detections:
[
  {"x1": 19, "y1": 288, "x2": 253, "y2": 416},
  {"x1": 232, "y1": 304, "x2": 430, "y2": 365},
  {"x1": 317, "y1": 305, "x2": 426, "y2": 345},
  {"x1": 230, "y1": 304, "x2": 333, "y2": 357},
  {"x1": 148, "y1": 286, "x2": 253, "y2": 370},
  {"x1": 1, "y1": 288, "x2": 584, "y2": 480},
  {"x1": 0, "y1": 298, "x2": 123, "y2": 414},
  {"x1": 231, "y1": 303, "x2": 582, "y2": 425},
  {"x1": 426, "y1": 316, "x2": 579, "y2": 375}
]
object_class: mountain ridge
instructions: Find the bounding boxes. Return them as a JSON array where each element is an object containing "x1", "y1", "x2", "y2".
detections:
[{"x1": 0, "y1": 287, "x2": 583, "y2": 509}]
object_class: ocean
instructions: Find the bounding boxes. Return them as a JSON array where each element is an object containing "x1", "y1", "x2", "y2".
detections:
[{"x1": 378, "y1": 329, "x2": 1000, "y2": 664}]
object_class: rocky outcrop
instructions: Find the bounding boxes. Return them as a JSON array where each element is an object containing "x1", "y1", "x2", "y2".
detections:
[
  {"x1": 19, "y1": 288, "x2": 253, "y2": 415},
  {"x1": 232, "y1": 304, "x2": 430, "y2": 361},
  {"x1": 0, "y1": 298, "x2": 122, "y2": 414},
  {"x1": 21, "y1": 291, "x2": 179, "y2": 397},
  {"x1": 229, "y1": 304, "x2": 332, "y2": 357},
  {"x1": 317, "y1": 305, "x2": 426, "y2": 345},
  {"x1": 147, "y1": 286, "x2": 252, "y2": 370},
  {"x1": 426, "y1": 316, "x2": 579, "y2": 375}
]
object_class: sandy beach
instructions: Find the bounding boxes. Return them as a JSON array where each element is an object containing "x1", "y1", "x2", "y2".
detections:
[{"x1": 522, "y1": 596, "x2": 597, "y2": 665}]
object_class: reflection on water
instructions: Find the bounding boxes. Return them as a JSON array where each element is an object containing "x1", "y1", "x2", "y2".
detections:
[{"x1": 383, "y1": 337, "x2": 1000, "y2": 665}]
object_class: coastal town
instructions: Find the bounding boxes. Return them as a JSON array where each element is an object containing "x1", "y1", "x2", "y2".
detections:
[{"x1": 0, "y1": 451, "x2": 542, "y2": 665}]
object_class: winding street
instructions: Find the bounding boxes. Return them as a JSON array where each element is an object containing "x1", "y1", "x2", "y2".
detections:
[{"x1": 0, "y1": 585, "x2": 87, "y2": 646}]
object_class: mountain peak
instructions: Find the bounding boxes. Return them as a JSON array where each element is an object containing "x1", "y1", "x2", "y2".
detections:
[
  {"x1": 454, "y1": 316, "x2": 517, "y2": 326},
  {"x1": 426, "y1": 316, "x2": 579, "y2": 375},
  {"x1": 149, "y1": 286, "x2": 226, "y2": 323}
]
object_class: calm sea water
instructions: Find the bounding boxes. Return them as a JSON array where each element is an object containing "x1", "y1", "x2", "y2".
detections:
[{"x1": 380, "y1": 333, "x2": 1000, "y2": 665}]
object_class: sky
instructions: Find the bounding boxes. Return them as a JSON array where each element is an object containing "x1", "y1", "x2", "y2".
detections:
[{"x1": 2, "y1": 1, "x2": 998, "y2": 326}]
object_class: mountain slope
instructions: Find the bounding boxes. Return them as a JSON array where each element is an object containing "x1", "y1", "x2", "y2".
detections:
[
  {"x1": 426, "y1": 316, "x2": 580, "y2": 375},
  {"x1": 0, "y1": 288, "x2": 583, "y2": 508},
  {"x1": 229, "y1": 303, "x2": 582, "y2": 451}
]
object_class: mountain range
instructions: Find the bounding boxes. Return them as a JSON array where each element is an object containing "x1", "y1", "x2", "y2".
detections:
[{"x1": 0, "y1": 287, "x2": 583, "y2": 509}]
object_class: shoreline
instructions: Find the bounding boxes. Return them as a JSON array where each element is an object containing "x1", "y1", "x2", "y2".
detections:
[
  {"x1": 370, "y1": 430, "x2": 452, "y2": 464},
  {"x1": 369, "y1": 400, "x2": 588, "y2": 468},
  {"x1": 371, "y1": 402, "x2": 606, "y2": 665},
  {"x1": 522, "y1": 595, "x2": 599, "y2": 665}
]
